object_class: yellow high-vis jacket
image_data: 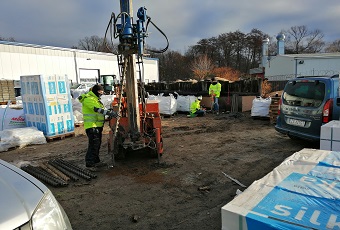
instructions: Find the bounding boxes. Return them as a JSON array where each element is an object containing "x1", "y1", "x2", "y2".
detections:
[
  {"x1": 79, "y1": 91, "x2": 105, "y2": 129},
  {"x1": 209, "y1": 82, "x2": 222, "y2": 98}
]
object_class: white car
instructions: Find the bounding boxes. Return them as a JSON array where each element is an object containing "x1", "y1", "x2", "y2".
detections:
[
  {"x1": 0, "y1": 159, "x2": 72, "y2": 230},
  {"x1": 70, "y1": 83, "x2": 95, "y2": 99}
]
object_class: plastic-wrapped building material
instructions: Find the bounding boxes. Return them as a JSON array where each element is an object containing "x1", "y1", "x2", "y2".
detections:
[
  {"x1": 176, "y1": 94, "x2": 196, "y2": 112},
  {"x1": 20, "y1": 75, "x2": 75, "y2": 137},
  {"x1": 221, "y1": 148, "x2": 340, "y2": 230},
  {"x1": 72, "y1": 98, "x2": 83, "y2": 124},
  {"x1": 251, "y1": 97, "x2": 271, "y2": 117},
  {"x1": 100, "y1": 95, "x2": 115, "y2": 109},
  {"x1": 0, "y1": 127, "x2": 46, "y2": 152},
  {"x1": 148, "y1": 94, "x2": 177, "y2": 115}
]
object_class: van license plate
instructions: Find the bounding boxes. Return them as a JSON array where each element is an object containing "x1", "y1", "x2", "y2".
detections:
[{"x1": 287, "y1": 118, "x2": 305, "y2": 127}]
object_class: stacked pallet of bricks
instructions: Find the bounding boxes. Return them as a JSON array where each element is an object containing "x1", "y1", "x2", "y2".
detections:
[
  {"x1": 269, "y1": 97, "x2": 280, "y2": 124},
  {"x1": 0, "y1": 80, "x2": 16, "y2": 104}
]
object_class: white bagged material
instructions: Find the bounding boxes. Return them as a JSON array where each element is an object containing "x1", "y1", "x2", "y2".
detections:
[
  {"x1": 149, "y1": 94, "x2": 177, "y2": 115},
  {"x1": 176, "y1": 94, "x2": 196, "y2": 112},
  {"x1": 100, "y1": 95, "x2": 115, "y2": 109},
  {"x1": 73, "y1": 110, "x2": 83, "y2": 124},
  {"x1": 251, "y1": 97, "x2": 271, "y2": 117},
  {"x1": 72, "y1": 98, "x2": 83, "y2": 124},
  {"x1": 0, "y1": 106, "x2": 26, "y2": 131},
  {"x1": 0, "y1": 127, "x2": 46, "y2": 152}
]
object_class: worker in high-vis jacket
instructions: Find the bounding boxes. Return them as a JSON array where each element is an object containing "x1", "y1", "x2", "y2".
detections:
[
  {"x1": 209, "y1": 77, "x2": 222, "y2": 114},
  {"x1": 189, "y1": 96, "x2": 205, "y2": 117},
  {"x1": 78, "y1": 84, "x2": 119, "y2": 168}
]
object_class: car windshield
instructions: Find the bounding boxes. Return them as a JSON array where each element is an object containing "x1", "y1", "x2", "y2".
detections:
[{"x1": 282, "y1": 80, "x2": 325, "y2": 108}]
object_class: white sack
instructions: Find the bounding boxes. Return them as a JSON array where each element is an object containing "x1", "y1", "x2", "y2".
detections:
[
  {"x1": 251, "y1": 97, "x2": 271, "y2": 117},
  {"x1": 0, "y1": 127, "x2": 46, "y2": 152},
  {"x1": 0, "y1": 107, "x2": 26, "y2": 131},
  {"x1": 100, "y1": 95, "x2": 115, "y2": 109},
  {"x1": 176, "y1": 95, "x2": 196, "y2": 112},
  {"x1": 148, "y1": 94, "x2": 177, "y2": 115}
]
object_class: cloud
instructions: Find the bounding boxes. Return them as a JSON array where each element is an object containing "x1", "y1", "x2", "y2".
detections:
[{"x1": 0, "y1": 0, "x2": 339, "y2": 52}]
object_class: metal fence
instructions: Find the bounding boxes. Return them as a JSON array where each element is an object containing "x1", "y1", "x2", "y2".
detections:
[{"x1": 144, "y1": 79, "x2": 261, "y2": 97}]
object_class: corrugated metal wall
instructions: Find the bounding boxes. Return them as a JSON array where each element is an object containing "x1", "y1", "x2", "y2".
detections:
[{"x1": 0, "y1": 42, "x2": 159, "y2": 84}]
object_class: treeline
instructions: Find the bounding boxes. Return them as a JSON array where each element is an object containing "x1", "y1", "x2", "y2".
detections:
[
  {"x1": 2, "y1": 25, "x2": 340, "y2": 83},
  {"x1": 149, "y1": 25, "x2": 340, "y2": 82}
]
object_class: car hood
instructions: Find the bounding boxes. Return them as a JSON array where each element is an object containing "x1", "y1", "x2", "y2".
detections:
[{"x1": 0, "y1": 160, "x2": 48, "y2": 229}]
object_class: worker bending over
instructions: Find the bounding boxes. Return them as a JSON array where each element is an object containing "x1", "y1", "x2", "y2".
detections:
[
  {"x1": 209, "y1": 77, "x2": 221, "y2": 114},
  {"x1": 189, "y1": 96, "x2": 206, "y2": 117},
  {"x1": 78, "y1": 84, "x2": 119, "y2": 168}
]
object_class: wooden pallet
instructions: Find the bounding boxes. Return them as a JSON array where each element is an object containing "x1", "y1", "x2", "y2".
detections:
[
  {"x1": 0, "y1": 101, "x2": 16, "y2": 105},
  {"x1": 46, "y1": 132, "x2": 75, "y2": 142},
  {"x1": 269, "y1": 97, "x2": 280, "y2": 124}
]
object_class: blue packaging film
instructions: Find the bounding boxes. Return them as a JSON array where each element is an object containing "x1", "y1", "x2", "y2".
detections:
[
  {"x1": 20, "y1": 75, "x2": 75, "y2": 137},
  {"x1": 243, "y1": 151, "x2": 340, "y2": 230}
]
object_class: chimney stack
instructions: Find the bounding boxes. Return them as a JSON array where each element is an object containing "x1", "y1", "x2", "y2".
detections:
[
  {"x1": 276, "y1": 33, "x2": 285, "y2": 55},
  {"x1": 262, "y1": 38, "x2": 269, "y2": 67}
]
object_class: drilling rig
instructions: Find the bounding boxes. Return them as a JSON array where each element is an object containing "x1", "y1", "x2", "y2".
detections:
[{"x1": 104, "y1": 0, "x2": 168, "y2": 165}]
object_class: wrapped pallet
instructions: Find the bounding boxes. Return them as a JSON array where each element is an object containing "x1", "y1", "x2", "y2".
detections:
[
  {"x1": 20, "y1": 75, "x2": 75, "y2": 137},
  {"x1": 221, "y1": 148, "x2": 340, "y2": 229},
  {"x1": 0, "y1": 80, "x2": 16, "y2": 104}
]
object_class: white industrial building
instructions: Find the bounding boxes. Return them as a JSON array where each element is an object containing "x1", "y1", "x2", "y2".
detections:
[
  {"x1": 0, "y1": 41, "x2": 159, "y2": 86},
  {"x1": 259, "y1": 34, "x2": 340, "y2": 81},
  {"x1": 265, "y1": 53, "x2": 340, "y2": 81}
]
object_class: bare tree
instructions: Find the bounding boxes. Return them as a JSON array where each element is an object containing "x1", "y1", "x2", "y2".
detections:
[
  {"x1": 284, "y1": 25, "x2": 325, "y2": 54},
  {"x1": 75, "y1": 35, "x2": 116, "y2": 53},
  {"x1": 190, "y1": 55, "x2": 214, "y2": 80},
  {"x1": 325, "y1": 39, "x2": 340, "y2": 52},
  {"x1": 151, "y1": 50, "x2": 191, "y2": 82},
  {"x1": 0, "y1": 36, "x2": 16, "y2": 42}
]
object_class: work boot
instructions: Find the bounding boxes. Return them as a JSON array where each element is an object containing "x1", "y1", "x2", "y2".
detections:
[
  {"x1": 95, "y1": 162, "x2": 108, "y2": 168},
  {"x1": 86, "y1": 162, "x2": 95, "y2": 168}
]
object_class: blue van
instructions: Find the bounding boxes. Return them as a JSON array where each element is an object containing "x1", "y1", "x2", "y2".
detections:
[{"x1": 275, "y1": 75, "x2": 340, "y2": 141}]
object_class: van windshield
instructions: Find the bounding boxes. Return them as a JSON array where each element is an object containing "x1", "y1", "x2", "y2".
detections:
[{"x1": 282, "y1": 81, "x2": 325, "y2": 108}]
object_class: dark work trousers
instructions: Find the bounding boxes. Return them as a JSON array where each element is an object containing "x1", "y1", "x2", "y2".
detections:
[
  {"x1": 85, "y1": 127, "x2": 103, "y2": 166},
  {"x1": 195, "y1": 110, "x2": 206, "y2": 117}
]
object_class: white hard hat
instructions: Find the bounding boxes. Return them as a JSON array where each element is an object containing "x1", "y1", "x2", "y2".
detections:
[{"x1": 197, "y1": 96, "x2": 202, "y2": 100}]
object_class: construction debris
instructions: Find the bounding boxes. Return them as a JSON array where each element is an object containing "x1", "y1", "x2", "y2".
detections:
[
  {"x1": 21, "y1": 158, "x2": 97, "y2": 187},
  {"x1": 221, "y1": 171, "x2": 247, "y2": 188}
]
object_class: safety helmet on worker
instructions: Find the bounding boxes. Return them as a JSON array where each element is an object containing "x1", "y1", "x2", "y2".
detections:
[{"x1": 197, "y1": 96, "x2": 202, "y2": 101}]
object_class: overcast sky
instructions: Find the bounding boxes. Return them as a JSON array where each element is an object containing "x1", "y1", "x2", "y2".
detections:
[{"x1": 1, "y1": 0, "x2": 340, "y2": 53}]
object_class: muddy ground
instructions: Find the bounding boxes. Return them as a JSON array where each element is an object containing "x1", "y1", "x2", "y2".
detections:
[{"x1": 0, "y1": 112, "x2": 318, "y2": 230}]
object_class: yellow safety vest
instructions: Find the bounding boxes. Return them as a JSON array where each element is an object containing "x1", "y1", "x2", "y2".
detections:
[
  {"x1": 209, "y1": 83, "x2": 221, "y2": 98},
  {"x1": 190, "y1": 99, "x2": 201, "y2": 114},
  {"x1": 79, "y1": 91, "x2": 105, "y2": 129}
]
